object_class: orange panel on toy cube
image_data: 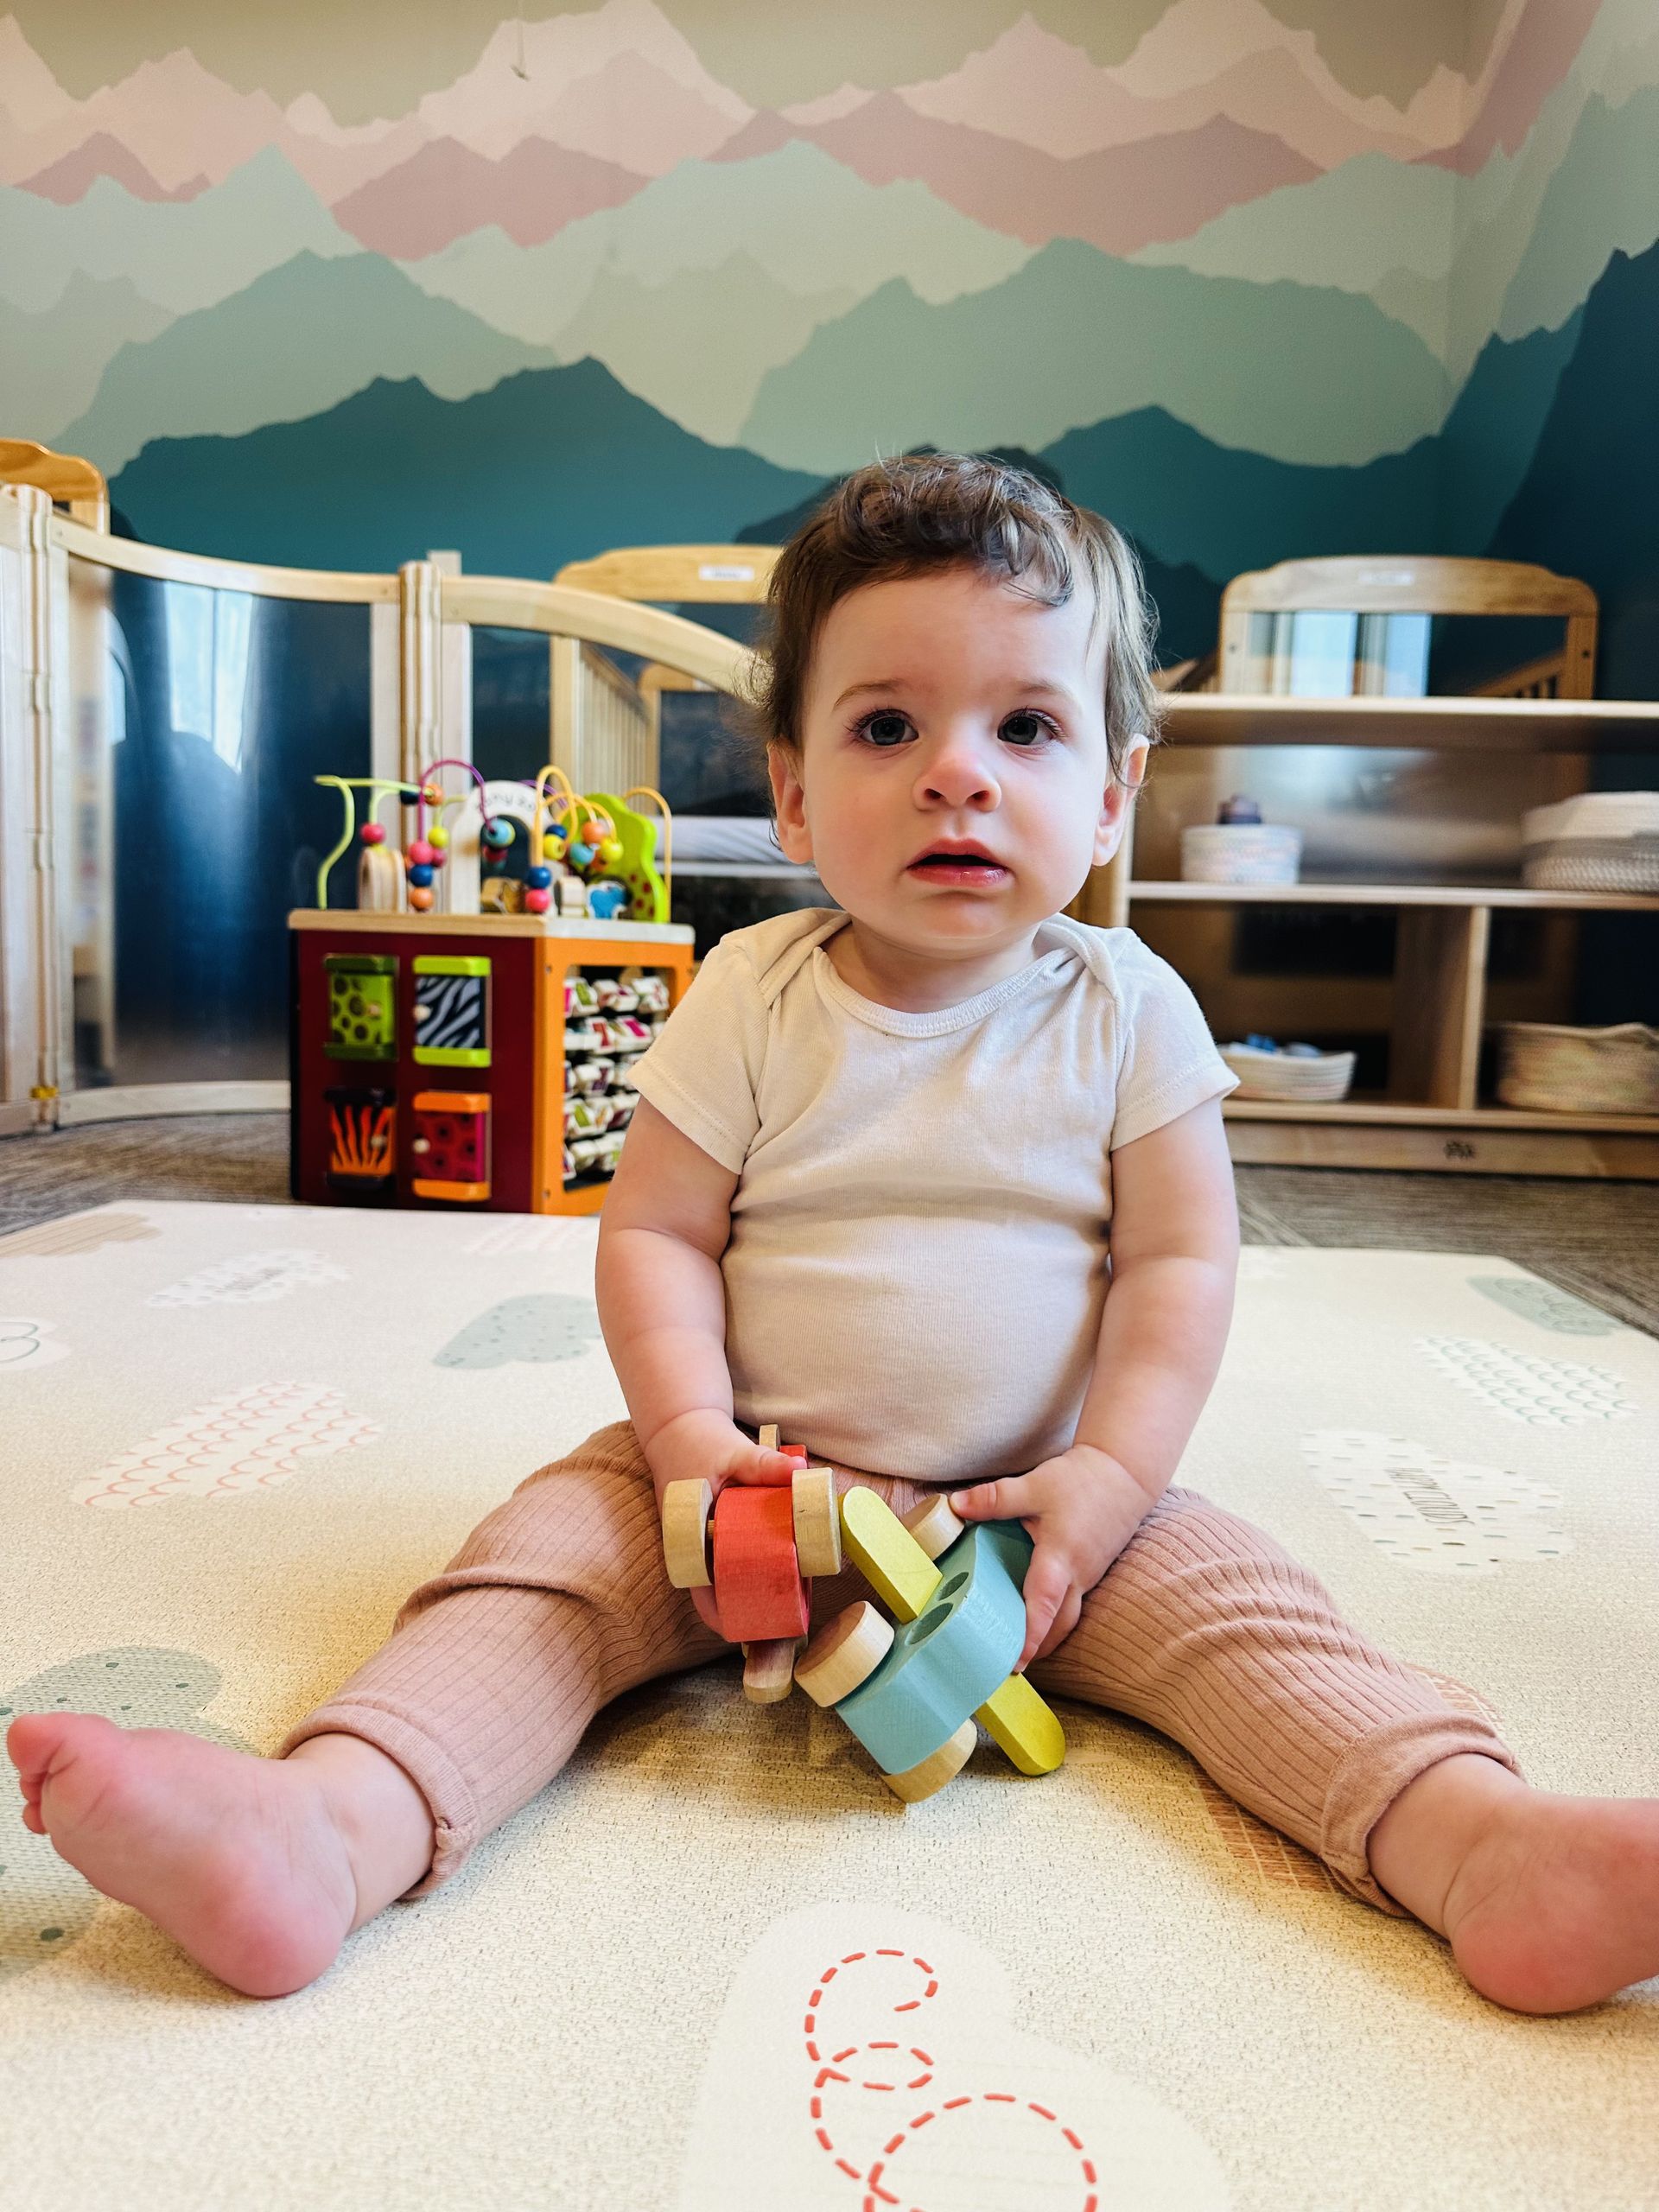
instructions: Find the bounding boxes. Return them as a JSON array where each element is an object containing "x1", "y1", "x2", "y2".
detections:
[
  {"x1": 411, "y1": 1090, "x2": 492, "y2": 1202},
  {"x1": 712, "y1": 1485, "x2": 810, "y2": 1643}
]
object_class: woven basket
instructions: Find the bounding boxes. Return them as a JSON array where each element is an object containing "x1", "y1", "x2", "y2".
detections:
[
  {"x1": 1495, "y1": 1023, "x2": 1659, "y2": 1115},
  {"x1": 1180, "y1": 823, "x2": 1302, "y2": 886},
  {"x1": 1521, "y1": 792, "x2": 1659, "y2": 893}
]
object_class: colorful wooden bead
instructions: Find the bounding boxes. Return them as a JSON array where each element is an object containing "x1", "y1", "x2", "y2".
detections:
[
  {"x1": 407, "y1": 886, "x2": 434, "y2": 911},
  {"x1": 428, "y1": 824, "x2": 449, "y2": 849},
  {"x1": 526, "y1": 865, "x2": 553, "y2": 891},
  {"x1": 407, "y1": 839, "x2": 435, "y2": 867},
  {"x1": 524, "y1": 887, "x2": 552, "y2": 914},
  {"x1": 482, "y1": 817, "x2": 514, "y2": 849},
  {"x1": 407, "y1": 863, "x2": 435, "y2": 888},
  {"x1": 359, "y1": 822, "x2": 385, "y2": 845}
]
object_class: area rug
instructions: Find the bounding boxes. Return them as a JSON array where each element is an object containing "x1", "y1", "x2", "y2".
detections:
[{"x1": 1, "y1": 1201, "x2": 1655, "y2": 2211}]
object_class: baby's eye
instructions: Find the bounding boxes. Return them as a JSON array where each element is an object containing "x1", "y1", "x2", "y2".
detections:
[
  {"x1": 859, "y1": 709, "x2": 913, "y2": 748},
  {"x1": 1001, "y1": 710, "x2": 1053, "y2": 747}
]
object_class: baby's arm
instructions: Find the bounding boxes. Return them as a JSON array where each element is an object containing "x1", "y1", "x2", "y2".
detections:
[
  {"x1": 596, "y1": 1097, "x2": 795, "y2": 1630},
  {"x1": 953, "y1": 1095, "x2": 1238, "y2": 1668}
]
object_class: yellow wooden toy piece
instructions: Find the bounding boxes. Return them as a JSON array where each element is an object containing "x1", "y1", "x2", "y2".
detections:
[
  {"x1": 976, "y1": 1673, "x2": 1067, "y2": 1775},
  {"x1": 838, "y1": 1485, "x2": 942, "y2": 1622}
]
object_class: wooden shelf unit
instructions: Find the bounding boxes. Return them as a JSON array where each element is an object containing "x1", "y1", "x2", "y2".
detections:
[{"x1": 1084, "y1": 693, "x2": 1659, "y2": 1178}]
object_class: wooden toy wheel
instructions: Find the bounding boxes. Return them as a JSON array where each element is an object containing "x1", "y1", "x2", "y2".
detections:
[
  {"x1": 901, "y1": 1492, "x2": 964, "y2": 1561},
  {"x1": 795, "y1": 1601, "x2": 893, "y2": 1707},
  {"x1": 883, "y1": 1719, "x2": 976, "y2": 1803},
  {"x1": 661, "y1": 1478, "x2": 713, "y2": 1589},
  {"x1": 791, "y1": 1465, "x2": 842, "y2": 1578}
]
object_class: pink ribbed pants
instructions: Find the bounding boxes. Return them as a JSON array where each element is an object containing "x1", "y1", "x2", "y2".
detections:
[{"x1": 282, "y1": 1421, "x2": 1516, "y2": 1910}]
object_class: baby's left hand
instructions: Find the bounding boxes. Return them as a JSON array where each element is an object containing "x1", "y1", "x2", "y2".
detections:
[{"x1": 950, "y1": 1446, "x2": 1159, "y2": 1670}]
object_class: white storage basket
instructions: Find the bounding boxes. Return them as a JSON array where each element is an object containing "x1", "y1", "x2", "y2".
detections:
[
  {"x1": 1180, "y1": 823, "x2": 1302, "y2": 886},
  {"x1": 1520, "y1": 791, "x2": 1659, "y2": 893},
  {"x1": 1220, "y1": 1043, "x2": 1356, "y2": 1102},
  {"x1": 1494, "y1": 1023, "x2": 1659, "y2": 1115}
]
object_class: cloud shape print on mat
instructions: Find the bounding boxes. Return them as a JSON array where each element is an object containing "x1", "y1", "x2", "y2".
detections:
[
  {"x1": 1415, "y1": 1337, "x2": 1635, "y2": 1425},
  {"x1": 0, "y1": 1647, "x2": 248, "y2": 1981},
  {"x1": 0, "y1": 1211, "x2": 158, "y2": 1259},
  {"x1": 435, "y1": 1293, "x2": 602, "y2": 1368},
  {"x1": 147, "y1": 1248, "x2": 348, "y2": 1306},
  {"x1": 0, "y1": 1318, "x2": 69, "y2": 1373},
  {"x1": 1302, "y1": 1430, "x2": 1570, "y2": 1575},
  {"x1": 676, "y1": 1902, "x2": 1230, "y2": 2211},
  {"x1": 1465, "y1": 1277, "x2": 1620, "y2": 1337},
  {"x1": 74, "y1": 1382, "x2": 379, "y2": 1507}
]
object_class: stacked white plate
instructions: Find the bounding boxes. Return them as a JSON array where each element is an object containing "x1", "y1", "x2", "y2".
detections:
[
  {"x1": 1221, "y1": 1042, "x2": 1357, "y2": 1102},
  {"x1": 1180, "y1": 823, "x2": 1302, "y2": 885},
  {"x1": 1521, "y1": 791, "x2": 1659, "y2": 893}
]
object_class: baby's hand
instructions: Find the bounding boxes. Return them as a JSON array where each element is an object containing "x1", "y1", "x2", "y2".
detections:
[
  {"x1": 647, "y1": 1409, "x2": 798, "y2": 1636},
  {"x1": 950, "y1": 1446, "x2": 1158, "y2": 1670}
]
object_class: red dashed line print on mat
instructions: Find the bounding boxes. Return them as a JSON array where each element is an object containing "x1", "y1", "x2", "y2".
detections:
[
  {"x1": 803, "y1": 1949, "x2": 1097, "y2": 2212},
  {"x1": 73, "y1": 1383, "x2": 379, "y2": 1507}
]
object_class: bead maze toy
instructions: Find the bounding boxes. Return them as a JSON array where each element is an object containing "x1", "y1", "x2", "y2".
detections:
[
  {"x1": 291, "y1": 758, "x2": 694, "y2": 1215},
  {"x1": 662, "y1": 1439, "x2": 1067, "y2": 1801}
]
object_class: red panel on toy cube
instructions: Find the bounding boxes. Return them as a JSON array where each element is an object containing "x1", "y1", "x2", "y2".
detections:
[
  {"x1": 712, "y1": 1485, "x2": 810, "y2": 1643},
  {"x1": 411, "y1": 1090, "x2": 491, "y2": 1202}
]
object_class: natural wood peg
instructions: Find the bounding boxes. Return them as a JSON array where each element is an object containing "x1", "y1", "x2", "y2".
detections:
[
  {"x1": 742, "y1": 1638, "x2": 798, "y2": 1704},
  {"x1": 883, "y1": 1718, "x2": 977, "y2": 1803},
  {"x1": 661, "y1": 1478, "x2": 713, "y2": 1589},
  {"x1": 795, "y1": 1601, "x2": 893, "y2": 1707},
  {"x1": 791, "y1": 1465, "x2": 842, "y2": 1577},
  {"x1": 901, "y1": 1492, "x2": 965, "y2": 1561}
]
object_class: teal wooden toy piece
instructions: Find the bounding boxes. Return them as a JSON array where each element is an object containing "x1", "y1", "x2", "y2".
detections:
[{"x1": 833, "y1": 1522, "x2": 1033, "y2": 1776}]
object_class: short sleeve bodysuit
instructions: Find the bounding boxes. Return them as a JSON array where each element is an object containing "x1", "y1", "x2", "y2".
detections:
[{"x1": 630, "y1": 909, "x2": 1236, "y2": 1482}]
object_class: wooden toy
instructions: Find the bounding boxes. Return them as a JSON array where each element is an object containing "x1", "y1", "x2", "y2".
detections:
[
  {"x1": 803, "y1": 1489, "x2": 1066, "y2": 1801},
  {"x1": 661, "y1": 1439, "x2": 840, "y2": 1704},
  {"x1": 292, "y1": 760, "x2": 693, "y2": 1217}
]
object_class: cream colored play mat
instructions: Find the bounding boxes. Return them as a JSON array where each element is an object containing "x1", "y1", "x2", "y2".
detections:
[{"x1": 1, "y1": 1202, "x2": 1655, "y2": 2211}]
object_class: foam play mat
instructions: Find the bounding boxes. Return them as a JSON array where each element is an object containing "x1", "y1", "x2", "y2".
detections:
[{"x1": 2, "y1": 1202, "x2": 1656, "y2": 2210}]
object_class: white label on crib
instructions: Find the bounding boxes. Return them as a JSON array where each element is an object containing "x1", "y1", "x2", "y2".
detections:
[{"x1": 698, "y1": 563, "x2": 755, "y2": 581}]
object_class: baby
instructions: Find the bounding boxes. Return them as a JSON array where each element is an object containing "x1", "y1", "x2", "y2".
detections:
[{"x1": 9, "y1": 455, "x2": 1658, "y2": 2015}]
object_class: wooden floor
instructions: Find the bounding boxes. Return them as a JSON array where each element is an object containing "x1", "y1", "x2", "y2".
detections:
[{"x1": 1, "y1": 1115, "x2": 1655, "y2": 1336}]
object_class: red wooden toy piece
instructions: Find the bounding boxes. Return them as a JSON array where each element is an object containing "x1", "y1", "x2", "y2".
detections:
[{"x1": 711, "y1": 1485, "x2": 810, "y2": 1643}]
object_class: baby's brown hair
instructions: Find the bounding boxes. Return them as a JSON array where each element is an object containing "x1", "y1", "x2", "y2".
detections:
[{"x1": 746, "y1": 452, "x2": 1161, "y2": 780}]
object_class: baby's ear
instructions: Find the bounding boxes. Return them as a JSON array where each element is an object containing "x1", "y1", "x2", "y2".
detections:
[{"x1": 767, "y1": 743, "x2": 813, "y2": 866}]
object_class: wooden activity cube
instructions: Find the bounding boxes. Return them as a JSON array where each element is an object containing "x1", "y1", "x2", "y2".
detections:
[{"x1": 289, "y1": 911, "x2": 694, "y2": 1214}]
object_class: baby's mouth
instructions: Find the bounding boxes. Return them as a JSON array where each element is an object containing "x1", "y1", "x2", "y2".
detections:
[{"x1": 906, "y1": 850, "x2": 1010, "y2": 882}]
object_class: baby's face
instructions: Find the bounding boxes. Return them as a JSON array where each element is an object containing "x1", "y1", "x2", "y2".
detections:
[{"x1": 771, "y1": 567, "x2": 1141, "y2": 962}]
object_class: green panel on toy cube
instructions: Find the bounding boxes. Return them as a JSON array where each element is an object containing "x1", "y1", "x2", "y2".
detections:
[
  {"x1": 324, "y1": 1086, "x2": 396, "y2": 1200},
  {"x1": 325, "y1": 953, "x2": 397, "y2": 1060},
  {"x1": 834, "y1": 1521, "x2": 1032, "y2": 1775},
  {"x1": 413, "y1": 955, "x2": 491, "y2": 1067}
]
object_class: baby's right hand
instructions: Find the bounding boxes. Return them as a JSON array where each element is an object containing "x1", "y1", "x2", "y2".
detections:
[{"x1": 647, "y1": 1409, "x2": 797, "y2": 1637}]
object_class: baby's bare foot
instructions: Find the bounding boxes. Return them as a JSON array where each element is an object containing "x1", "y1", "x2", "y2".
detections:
[
  {"x1": 8, "y1": 1713, "x2": 365, "y2": 1997},
  {"x1": 1443, "y1": 1789, "x2": 1659, "y2": 2014}
]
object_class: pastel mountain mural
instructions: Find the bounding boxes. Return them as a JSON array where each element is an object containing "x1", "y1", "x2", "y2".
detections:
[{"x1": 3, "y1": 0, "x2": 1657, "y2": 688}]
